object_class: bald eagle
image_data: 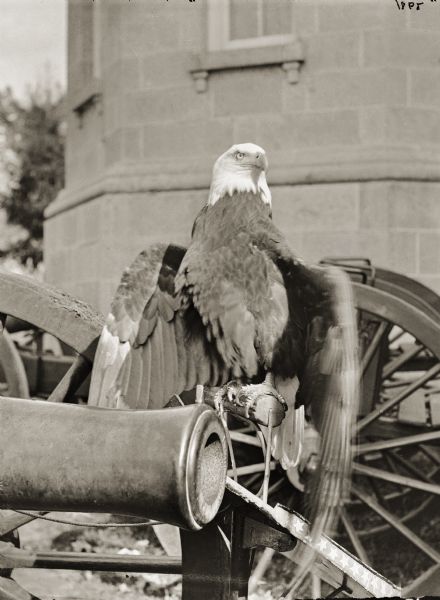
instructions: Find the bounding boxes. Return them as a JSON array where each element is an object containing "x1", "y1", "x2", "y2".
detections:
[{"x1": 89, "y1": 143, "x2": 358, "y2": 551}]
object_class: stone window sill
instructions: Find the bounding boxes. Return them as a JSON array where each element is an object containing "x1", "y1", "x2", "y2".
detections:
[{"x1": 189, "y1": 42, "x2": 304, "y2": 93}]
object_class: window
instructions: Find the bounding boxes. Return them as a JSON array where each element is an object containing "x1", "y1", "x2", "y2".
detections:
[
  {"x1": 208, "y1": 0, "x2": 294, "y2": 51},
  {"x1": 191, "y1": 0, "x2": 303, "y2": 92}
]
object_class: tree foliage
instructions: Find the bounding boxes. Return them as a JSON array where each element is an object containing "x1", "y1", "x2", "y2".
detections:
[{"x1": 0, "y1": 86, "x2": 65, "y2": 267}]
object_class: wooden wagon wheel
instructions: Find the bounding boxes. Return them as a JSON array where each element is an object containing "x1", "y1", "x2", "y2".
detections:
[
  {"x1": 229, "y1": 276, "x2": 440, "y2": 597},
  {"x1": 0, "y1": 272, "x2": 103, "y2": 400},
  {"x1": 0, "y1": 272, "x2": 105, "y2": 599},
  {"x1": 346, "y1": 283, "x2": 440, "y2": 595}
]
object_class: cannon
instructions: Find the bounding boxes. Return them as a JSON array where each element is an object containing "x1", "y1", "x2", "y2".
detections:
[
  {"x1": 0, "y1": 399, "x2": 227, "y2": 530},
  {"x1": 0, "y1": 263, "x2": 438, "y2": 598}
]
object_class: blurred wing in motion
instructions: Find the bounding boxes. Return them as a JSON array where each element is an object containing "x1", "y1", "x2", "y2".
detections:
[
  {"x1": 287, "y1": 264, "x2": 359, "y2": 593},
  {"x1": 88, "y1": 243, "x2": 229, "y2": 410},
  {"x1": 300, "y1": 265, "x2": 358, "y2": 531}
]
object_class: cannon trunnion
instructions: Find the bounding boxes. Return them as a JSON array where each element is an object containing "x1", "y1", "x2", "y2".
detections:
[{"x1": 0, "y1": 399, "x2": 228, "y2": 531}]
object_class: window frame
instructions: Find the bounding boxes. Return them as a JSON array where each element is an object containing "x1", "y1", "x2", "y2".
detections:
[{"x1": 207, "y1": 0, "x2": 294, "y2": 52}]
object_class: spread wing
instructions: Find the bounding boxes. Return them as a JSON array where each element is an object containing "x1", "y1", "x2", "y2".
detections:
[{"x1": 88, "y1": 243, "x2": 230, "y2": 409}]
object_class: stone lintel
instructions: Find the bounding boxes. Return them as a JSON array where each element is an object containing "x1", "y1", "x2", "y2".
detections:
[{"x1": 189, "y1": 42, "x2": 305, "y2": 92}]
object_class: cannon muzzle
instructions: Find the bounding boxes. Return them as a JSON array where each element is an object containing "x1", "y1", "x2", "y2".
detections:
[{"x1": 0, "y1": 398, "x2": 227, "y2": 530}]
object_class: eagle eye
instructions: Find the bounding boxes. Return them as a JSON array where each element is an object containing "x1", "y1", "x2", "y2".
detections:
[{"x1": 235, "y1": 151, "x2": 245, "y2": 160}]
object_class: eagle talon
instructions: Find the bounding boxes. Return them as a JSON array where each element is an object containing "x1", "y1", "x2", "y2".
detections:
[{"x1": 212, "y1": 380, "x2": 287, "y2": 427}]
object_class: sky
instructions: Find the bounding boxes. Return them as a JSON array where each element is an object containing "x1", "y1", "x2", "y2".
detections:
[{"x1": 0, "y1": 0, "x2": 66, "y2": 99}]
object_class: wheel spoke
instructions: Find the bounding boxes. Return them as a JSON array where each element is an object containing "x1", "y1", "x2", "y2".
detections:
[
  {"x1": 367, "y1": 472, "x2": 389, "y2": 507},
  {"x1": 249, "y1": 547, "x2": 275, "y2": 594},
  {"x1": 382, "y1": 343, "x2": 424, "y2": 380},
  {"x1": 227, "y1": 462, "x2": 276, "y2": 477},
  {"x1": 402, "y1": 561, "x2": 440, "y2": 597},
  {"x1": 47, "y1": 354, "x2": 92, "y2": 403},
  {"x1": 355, "y1": 430, "x2": 440, "y2": 454},
  {"x1": 381, "y1": 450, "x2": 411, "y2": 495},
  {"x1": 383, "y1": 379, "x2": 409, "y2": 389},
  {"x1": 311, "y1": 571, "x2": 321, "y2": 599},
  {"x1": 386, "y1": 449, "x2": 437, "y2": 484},
  {"x1": 356, "y1": 362, "x2": 440, "y2": 433},
  {"x1": 389, "y1": 328, "x2": 405, "y2": 344},
  {"x1": 233, "y1": 426, "x2": 254, "y2": 434},
  {"x1": 352, "y1": 485, "x2": 440, "y2": 562},
  {"x1": 353, "y1": 462, "x2": 440, "y2": 495},
  {"x1": 361, "y1": 321, "x2": 389, "y2": 375},
  {"x1": 241, "y1": 473, "x2": 262, "y2": 490},
  {"x1": 420, "y1": 444, "x2": 440, "y2": 465},
  {"x1": 229, "y1": 431, "x2": 262, "y2": 448},
  {"x1": 339, "y1": 508, "x2": 370, "y2": 566},
  {"x1": 267, "y1": 477, "x2": 285, "y2": 497}
]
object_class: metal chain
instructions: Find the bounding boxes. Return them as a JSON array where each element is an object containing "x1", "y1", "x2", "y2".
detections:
[{"x1": 12, "y1": 509, "x2": 161, "y2": 528}]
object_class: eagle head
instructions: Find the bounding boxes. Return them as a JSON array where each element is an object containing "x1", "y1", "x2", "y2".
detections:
[{"x1": 208, "y1": 143, "x2": 271, "y2": 207}]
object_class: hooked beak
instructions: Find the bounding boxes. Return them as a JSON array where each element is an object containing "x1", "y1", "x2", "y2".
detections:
[{"x1": 254, "y1": 151, "x2": 268, "y2": 172}]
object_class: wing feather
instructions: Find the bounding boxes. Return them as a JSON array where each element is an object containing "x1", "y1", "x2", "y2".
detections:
[
  {"x1": 89, "y1": 243, "x2": 227, "y2": 410},
  {"x1": 123, "y1": 347, "x2": 143, "y2": 409},
  {"x1": 195, "y1": 338, "x2": 211, "y2": 388},
  {"x1": 185, "y1": 338, "x2": 197, "y2": 392},
  {"x1": 149, "y1": 318, "x2": 165, "y2": 409},
  {"x1": 175, "y1": 317, "x2": 188, "y2": 393},
  {"x1": 114, "y1": 349, "x2": 132, "y2": 409},
  {"x1": 141, "y1": 342, "x2": 152, "y2": 408},
  {"x1": 161, "y1": 324, "x2": 176, "y2": 405},
  {"x1": 164, "y1": 320, "x2": 178, "y2": 400},
  {"x1": 157, "y1": 318, "x2": 166, "y2": 407}
]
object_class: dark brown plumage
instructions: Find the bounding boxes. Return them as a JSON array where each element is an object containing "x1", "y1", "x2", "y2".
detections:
[{"x1": 89, "y1": 192, "x2": 321, "y2": 409}]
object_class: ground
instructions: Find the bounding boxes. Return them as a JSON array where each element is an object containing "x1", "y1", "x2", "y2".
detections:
[
  {"x1": 10, "y1": 495, "x2": 440, "y2": 599},
  {"x1": 12, "y1": 512, "x2": 314, "y2": 600},
  {"x1": 14, "y1": 514, "x2": 182, "y2": 600}
]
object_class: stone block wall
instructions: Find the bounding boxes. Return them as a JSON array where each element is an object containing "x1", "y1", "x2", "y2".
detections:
[
  {"x1": 274, "y1": 181, "x2": 440, "y2": 293},
  {"x1": 45, "y1": 0, "x2": 440, "y2": 314}
]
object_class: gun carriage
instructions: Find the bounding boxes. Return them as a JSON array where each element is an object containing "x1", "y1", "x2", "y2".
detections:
[{"x1": 0, "y1": 260, "x2": 438, "y2": 599}]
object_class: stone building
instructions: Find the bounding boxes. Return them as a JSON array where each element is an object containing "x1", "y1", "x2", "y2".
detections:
[{"x1": 45, "y1": 0, "x2": 440, "y2": 313}]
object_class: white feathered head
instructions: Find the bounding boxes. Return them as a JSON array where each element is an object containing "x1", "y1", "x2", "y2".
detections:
[{"x1": 208, "y1": 143, "x2": 271, "y2": 207}]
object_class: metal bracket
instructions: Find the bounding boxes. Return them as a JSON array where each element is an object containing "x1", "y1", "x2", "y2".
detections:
[
  {"x1": 320, "y1": 257, "x2": 377, "y2": 287},
  {"x1": 242, "y1": 517, "x2": 296, "y2": 552}
]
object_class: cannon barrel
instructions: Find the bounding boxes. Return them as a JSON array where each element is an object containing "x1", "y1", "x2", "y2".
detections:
[{"x1": 0, "y1": 398, "x2": 227, "y2": 530}]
